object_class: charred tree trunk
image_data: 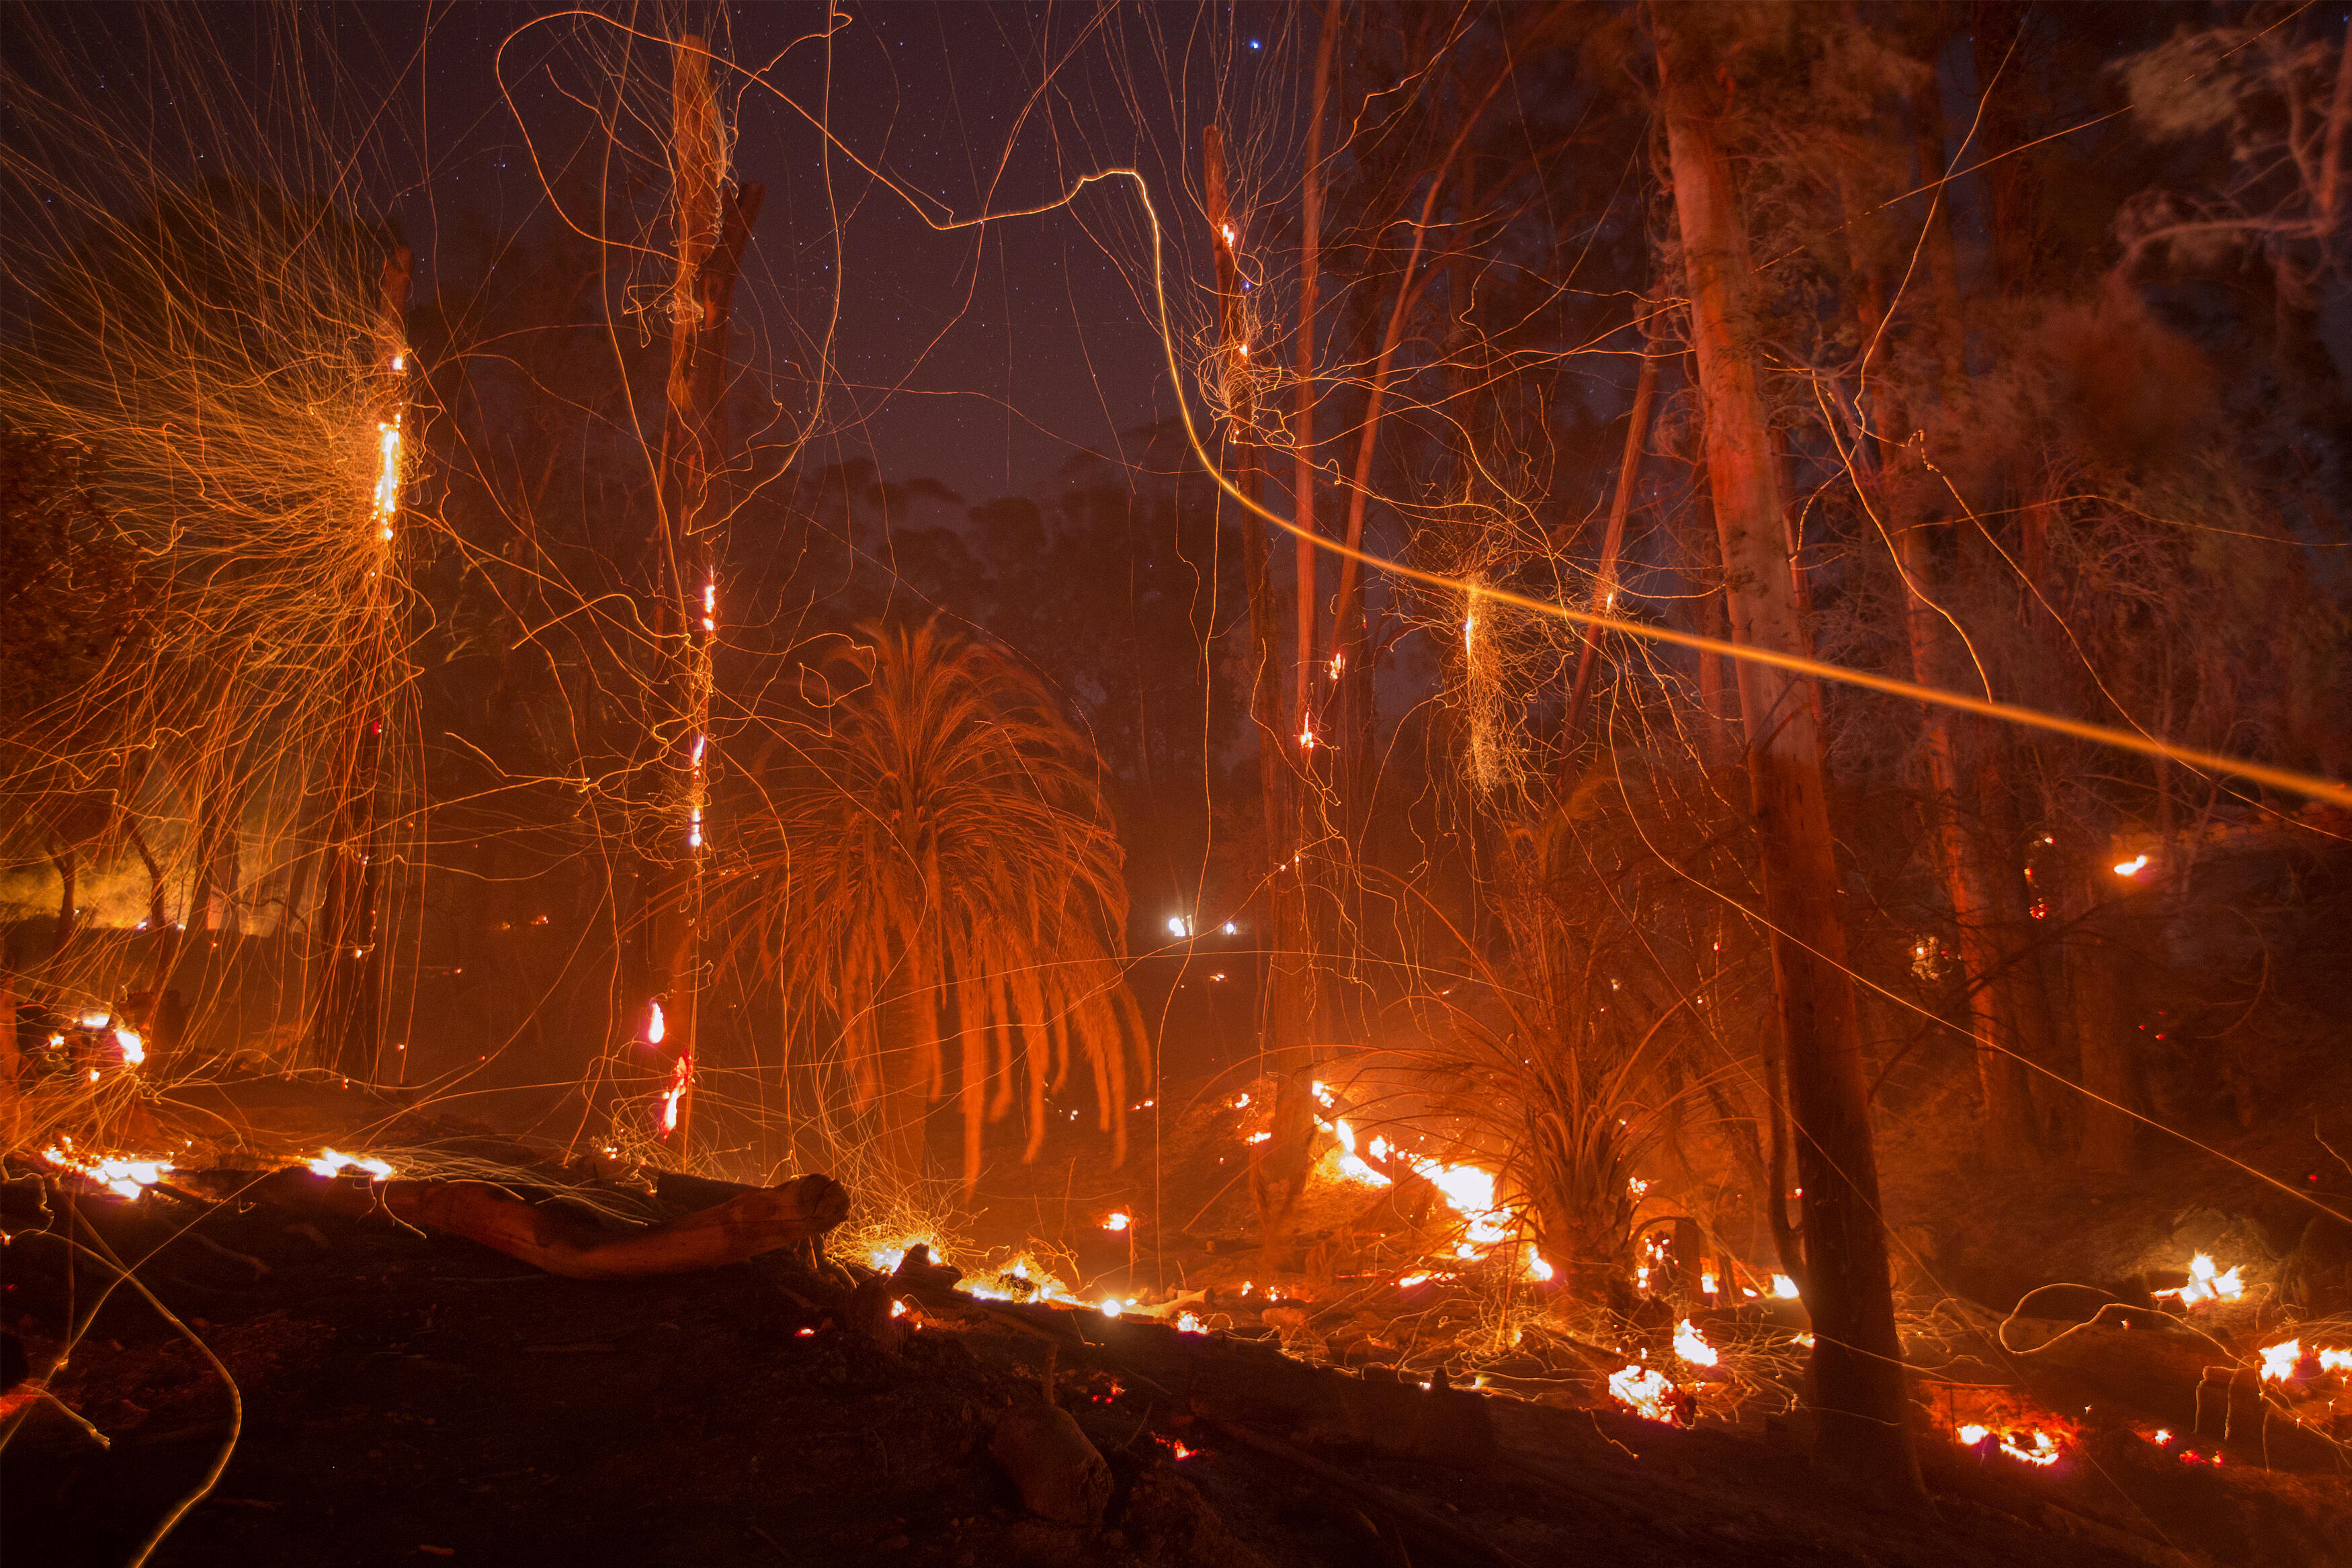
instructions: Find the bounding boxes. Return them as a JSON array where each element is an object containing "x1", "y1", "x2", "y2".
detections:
[
  {"x1": 1206, "y1": 126, "x2": 1314, "y2": 1268},
  {"x1": 1839, "y1": 60, "x2": 2041, "y2": 1164},
  {"x1": 1658, "y1": 13, "x2": 1921, "y2": 1500},
  {"x1": 640, "y1": 36, "x2": 763, "y2": 1156},
  {"x1": 1560, "y1": 341, "x2": 1658, "y2": 756}
]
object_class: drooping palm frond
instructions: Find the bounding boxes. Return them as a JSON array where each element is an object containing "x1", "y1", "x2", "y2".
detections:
[{"x1": 746, "y1": 618, "x2": 1146, "y2": 1187}]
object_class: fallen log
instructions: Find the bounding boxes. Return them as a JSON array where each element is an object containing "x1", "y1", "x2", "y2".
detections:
[{"x1": 226, "y1": 1168, "x2": 849, "y2": 1280}]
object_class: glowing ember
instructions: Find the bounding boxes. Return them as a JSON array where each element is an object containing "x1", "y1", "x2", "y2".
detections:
[
  {"x1": 2113, "y1": 853, "x2": 2150, "y2": 877},
  {"x1": 2151, "y1": 1428, "x2": 2173, "y2": 1445},
  {"x1": 1176, "y1": 1313, "x2": 1204, "y2": 1334},
  {"x1": 1231, "y1": 1092, "x2": 1250, "y2": 1109},
  {"x1": 1771, "y1": 1274, "x2": 1802, "y2": 1300},
  {"x1": 1103, "y1": 1212, "x2": 1131, "y2": 1231},
  {"x1": 1526, "y1": 1252, "x2": 1554, "y2": 1282},
  {"x1": 646, "y1": 1000, "x2": 667, "y2": 1045},
  {"x1": 2320, "y1": 1348, "x2": 2352, "y2": 1373},
  {"x1": 306, "y1": 1149, "x2": 395, "y2": 1180},
  {"x1": 1398, "y1": 1273, "x2": 1432, "y2": 1289},
  {"x1": 2259, "y1": 1339, "x2": 2301, "y2": 1382},
  {"x1": 1699, "y1": 1270, "x2": 1719, "y2": 1295},
  {"x1": 114, "y1": 1027, "x2": 145, "y2": 1067},
  {"x1": 2155, "y1": 1253, "x2": 2244, "y2": 1307},
  {"x1": 372, "y1": 415, "x2": 403, "y2": 530},
  {"x1": 1956, "y1": 1423, "x2": 1990, "y2": 1446},
  {"x1": 1246, "y1": 1131, "x2": 1271, "y2": 1144},
  {"x1": 890, "y1": 1299, "x2": 907, "y2": 1318},
  {"x1": 1674, "y1": 1319, "x2": 1718, "y2": 1368},
  {"x1": 1607, "y1": 1363, "x2": 1679, "y2": 1424}
]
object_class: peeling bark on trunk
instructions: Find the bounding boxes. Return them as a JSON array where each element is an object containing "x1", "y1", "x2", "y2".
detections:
[{"x1": 1658, "y1": 13, "x2": 1920, "y2": 1500}]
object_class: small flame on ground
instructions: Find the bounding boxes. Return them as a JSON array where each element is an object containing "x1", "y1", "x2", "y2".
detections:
[
  {"x1": 1103, "y1": 1212, "x2": 1130, "y2": 1231},
  {"x1": 1176, "y1": 1313, "x2": 1204, "y2": 1334},
  {"x1": 1100, "y1": 1299, "x2": 1125, "y2": 1319},
  {"x1": 114, "y1": 1027, "x2": 145, "y2": 1066},
  {"x1": 646, "y1": 1000, "x2": 667, "y2": 1045},
  {"x1": 1958, "y1": 1424, "x2": 2064, "y2": 1467},
  {"x1": 2260, "y1": 1339, "x2": 2301, "y2": 1382},
  {"x1": 2000, "y1": 1431, "x2": 2062, "y2": 1467},
  {"x1": 307, "y1": 1149, "x2": 395, "y2": 1180},
  {"x1": 2113, "y1": 853, "x2": 2150, "y2": 877},
  {"x1": 1674, "y1": 1319, "x2": 1718, "y2": 1368},
  {"x1": 1772, "y1": 1274, "x2": 1802, "y2": 1300},
  {"x1": 42, "y1": 1147, "x2": 169, "y2": 1199},
  {"x1": 2155, "y1": 1253, "x2": 2244, "y2": 1307}
]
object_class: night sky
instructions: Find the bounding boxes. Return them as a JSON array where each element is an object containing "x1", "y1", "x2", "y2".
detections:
[{"x1": 353, "y1": 2, "x2": 1296, "y2": 506}]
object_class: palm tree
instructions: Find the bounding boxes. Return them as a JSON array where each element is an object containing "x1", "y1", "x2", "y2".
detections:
[{"x1": 743, "y1": 619, "x2": 1146, "y2": 1190}]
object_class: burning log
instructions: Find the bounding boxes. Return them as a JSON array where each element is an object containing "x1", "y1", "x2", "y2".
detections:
[
  {"x1": 226, "y1": 1168, "x2": 849, "y2": 1280},
  {"x1": 989, "y1": 1401, "x2": 1112, "y2": 1526}
]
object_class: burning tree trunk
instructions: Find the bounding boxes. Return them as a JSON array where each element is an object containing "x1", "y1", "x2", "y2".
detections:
[
  {"x1": 309, "y1": 244, "x2": 411, "y2": 1074},
  {"x1": 638, "y1": 36, "x2": 763, "y2": 1153},
  {"x1": 1657, "y1": 12, "x2": 1921, "y2": 1500}
]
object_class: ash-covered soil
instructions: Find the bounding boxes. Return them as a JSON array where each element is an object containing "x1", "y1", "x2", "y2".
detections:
[{"x1": 9, "y1": 1178, "x2": 2342, "y2": 1568}]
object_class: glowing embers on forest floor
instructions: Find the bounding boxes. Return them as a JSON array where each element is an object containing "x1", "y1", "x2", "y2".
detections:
[
  {"x1": 1955, "y1": 1424, "x2": 2066, "y2": 1467},
  {"x1": 1938, "y1": 1383, "x2": 2081, "y2": 1470}
]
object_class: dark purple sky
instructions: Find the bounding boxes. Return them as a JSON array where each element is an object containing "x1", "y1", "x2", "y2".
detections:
[{"x1": 362, "y1": 2, "x2": 1294, "y2": 505}]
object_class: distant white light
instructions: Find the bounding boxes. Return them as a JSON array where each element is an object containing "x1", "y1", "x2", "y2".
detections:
[
  {"x1": 1249, "y1": 38, "x2": 1261, "y2": 50},
  {"x1": 2113, "y1": 853, "x2": 2150, "y2": 878},
  {"x1": 1167, "y1": 915, "x2": 1193, "y2": 939},
  {"x1": 1222, "y1": 920, "x2": 1238, "y2": 936}
]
